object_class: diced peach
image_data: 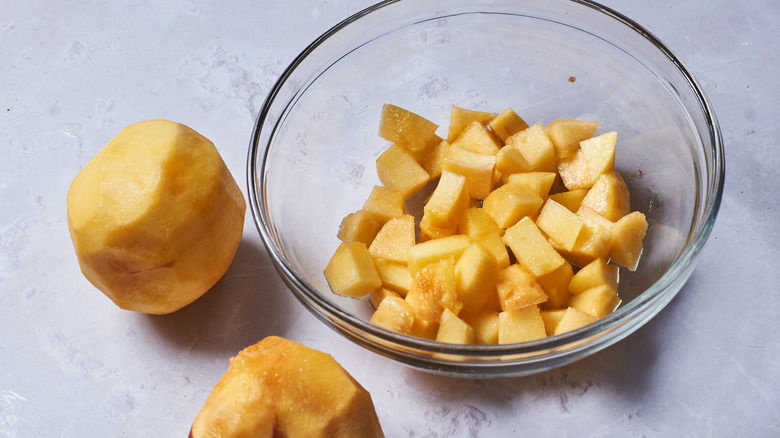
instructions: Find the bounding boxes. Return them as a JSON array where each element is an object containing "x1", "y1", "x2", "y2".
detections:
[
  {"x1": 457, "y1": 207, "x2": 510, "y2": 269},
  {"x1": 375, "y1": 144, "x2": 431, "y2": 199},
  {"x1": 368, "y1": 214, "x2": 415, "y2": 263},
  {"x1": 568, "y1": 257, "x2": 619, "y2": 295},
  {"x1": 503, "y1": 217, "x2": 566, "y2": 277},
  {"x1": 420, "y1": 170, "x2": 469, "y2": 239},
  {"x1": 496, "y1": 264, "x2": 548, "y2": 311},
  {"x1": 447, "y1": 106, "x2": 497, "y2": 142},
  {"x1": 536, "y1": 199, "x2": 586, "y2": 252},
  {"x1": 450, "y1": 120, "x2": 501, "y2": 156},
  {"x1": 548, "y1": 188, "x2": 589, "y2": 212},
  {"x1": 362, "y1": 185, "x2": 404, "y2": 225},
  {"x1": 369, "y1": 287, "x2": 401, "y2": 309},
  {"x1": 442, "y1": 145, "x2": 496, "y2": 200},
  {"x1": 544, "y1": 119, "x2": 600, "y2": 159},
  {"x1": 407, "y1": 234, "x2": 471, "y2": 275},
  {"x1": 436, "y1": 308, "x2": 476, "y2": 344},
  {"x1": 580, "y1": 171, "x2": 631, "y2": 222},
  {"x1": 416, "y1": 137, "x2": 451, "y2": 179},
  {"x1": 498, "y1": 306, "x2": 547, "y2": 344},
  {"x1": 554, "y1": 219, "x2": 613, "y2": 268},
  {"x1": 580, "y1": 131, "x2": 617, "y2": 182},
  {"x1": 495, "y1": 144, "x2": 533, "y2": 182},
  {"x1": 405, "y1": 257, "x2": 463, "y2": 323},
  {"x1": 378, "y1": 103, "x2": 438, "y2": 152},
  {"x1": 557, "y1": 150, "x2": 595, "y2": 190},
  {"x1": 568, "y1": 284, "x2": 621, "y2": 318},
  {"x1": 337, "y1": 210, "x2": 381, "y2": 245},
  {"x1": 323, "y1": 242, "x2": 382, "y2": 298},
  {"x1": 553, "y1": 307, "x2": 598, "y2": 335},
  {"x1": 609, "y1": 211, "x2": 648, "y2": 271},
  {"x1": 372, "y1": 257, "x2": 412, "y2": 297},
  {"x1": 535, "y1": 261, "x2": 574, "y2": 310},
  {"x1": 454, "y1": 243, "x2": 498, "y2": 313},
  {"x1": 482, "y1": 181, "x2": 544, "y2": 229},
  {"x1": 540, "y1": 309, "x2": 567, "y2": 336},
  {"x1": 488, "y1": 108, "x2": 529, "y2": 143},
  {"x1": 506, "y1": 172, "x2": 557, "y2": 200},
  {"x1": 459, "y1": 308, "x2": 500, "y2": 345},
  {"x1": 370, "y1": 296, "x2": 415, "y2": 334},
  {"x1": 505, "y1": 122, "x2": 557, "y2": 173},
  {"x1": 409, "y1": 317, "x2": 439, "y2": 340}
]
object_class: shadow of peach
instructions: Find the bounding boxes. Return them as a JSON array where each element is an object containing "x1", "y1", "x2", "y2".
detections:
[{"x1": 142, "y1": 237, "x2": 300, "y2": 358}]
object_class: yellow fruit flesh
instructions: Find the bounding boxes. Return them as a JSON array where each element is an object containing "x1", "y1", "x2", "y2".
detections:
[
  {"x1": 326, "y1": 104, "x2": 648, "y2": 345},
  {"x1": 191, "y1": 336, "x2": 384, "y2": 438},
  {"x1": 67, "y1": 120, "x2": 245, "y2": 315},
  {"x1": 323, "y1": 242, "x2": 382, "y2": 298}
]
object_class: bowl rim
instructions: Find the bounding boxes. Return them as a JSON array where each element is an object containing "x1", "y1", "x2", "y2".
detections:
[{"x1": 247, "y1": 0, "x2": 725, "y2": 371}]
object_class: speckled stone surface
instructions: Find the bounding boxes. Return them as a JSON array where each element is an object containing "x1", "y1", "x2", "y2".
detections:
[{"x1": 2, "y1": 1, "x2": 778, "y2": 436}]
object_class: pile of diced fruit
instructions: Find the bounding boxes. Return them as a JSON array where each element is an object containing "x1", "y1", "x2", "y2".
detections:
[{"x1": 324, "y1": 104, "x2": 647, "y2": 345}]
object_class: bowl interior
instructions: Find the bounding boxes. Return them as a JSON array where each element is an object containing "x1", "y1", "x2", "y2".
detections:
[{"x1": 250, "y1": 0, "x2": 721, "y2": 375}]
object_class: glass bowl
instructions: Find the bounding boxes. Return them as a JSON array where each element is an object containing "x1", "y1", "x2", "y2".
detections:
[{"x1": 248, "y1": 0, "x2": 724, "y2": 377}]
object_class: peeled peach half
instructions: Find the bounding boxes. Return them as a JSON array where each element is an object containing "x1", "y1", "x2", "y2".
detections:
[{"x1": 190, "y1": 336, "x2": 384, "y2": 438}]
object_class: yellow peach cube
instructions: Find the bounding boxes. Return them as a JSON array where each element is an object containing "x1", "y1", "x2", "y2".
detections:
[
  {"x1": 506, "y1": 172, "x2": 557, "y2": 201},
  {"x1": 441, "y1": 145, "x2": 496, "y2": 200},
  {"x1": 548, "y1": 188, "x2": 589, "y2": 212},
  {"x1": 577, "y1": 204, "x2": 616, "y2": 230},
  {"x1": 369, "y1": 287, "x2": 401, "y2": 309},
  {"x1": 482, "y1": 181, "x2": 544, "y2": 229},
  {"x1": 544, "y1": 119, "x2": 601, "y2": 159},
  {"x1": 372, "y1": 258, "x2": 412, "y2": 297},
  {"x1": 375, "y1": 144, "x2": 431, "y2": 199},
  {"x1": 557, "y1": 150, "x2": 595, "y2": 190},
  {"x1": 580, "y1": 131, "x2": 617, "y2": 182},
  {"x1": 540, "y1": 309, "x2": 567, "y2": 336},
  {"x1": 407, "y1": 234, "x2": 471, "y2": 275},
  {"x1": 609, "y1": 211, "x2": 648, "y2": 271},
  {"x1": 370, "y1": 296, "x2": 415, "y2": 334},
  {"x1": 447, "y1": 106, "x2": 497, "y2": 142},
  {"x1": 498, "y1": 306, "x2": 547, "y2": 344},
  {"x1": 436, "y1": 308, "x2": 476, "y2": 344},
  {"x1": 495, "y1": 144, "x2": 533, "y2": 182},
  {"x1": 405, "y1": 257, "x2": 463, "y2": 323},
  {"x1": 496, "y1": 264, "x2": 548, "y2": 311},
  {"x1": 368, "y1": 214, "x2": 416, "y2": 263},
  {"x1": 454, "y1": 243, "x2": 498, "y2": 313},
  {"x1": 459, "y1": 308, "x2": 500, "y2": 345},
  {"x1": 450, "y1": 120, "x2": 501, "y2": 156},
  {"x1": 568, "y1": 284, "x2": 621, "y2": 318},
  {"x1": 580, "y1": 171, "x2": 631, "y2": 222},
  {"x1": 536, "y1": 198, "x2": 586, "y2": 252},
  {"x1": 503, "y1": 217, "x2": 566, "y2": 277},
  {"x1": 337, "y1": 210, "x2": 381, "y2": 245},
  {"x1": 488, "y1": 108, "x2": 529, "y2": 143},
  {"x1": 362, "y1": 185, "x2": 405, "y2": 225},
  {"x1": 535, "y1": 261, "x2": 574, "y2": 310},
  {"x1": 409, "y1": 317, "x2": 439, "y2": 340},
  {"x1": 568, "y1": 257, "x2": 619, "y2": 295},
  {"x1": 505, "y1": 122, "x2": 557, "y2": 173},
  {"x1": 457, "y1": 207, "x2": 510, "y2": 269},
  {"x1": 416, "y1": 137, "x2": 451, "y2": 179},
  {"x1": 323, "y1": 242, "x2": 382, "y2": 298},
  {"x1": 378, "y1": 103, "x2": 438, "y2": 152},
  {"x1": 420, "y1": 170, "x2": 470, "y2": 239},
  {"x1": 553, "y1": 307, "x2": 598, "y2": 335},
  {"x1": 555, "y1": 219, "x2": 613, "y2": 268}
]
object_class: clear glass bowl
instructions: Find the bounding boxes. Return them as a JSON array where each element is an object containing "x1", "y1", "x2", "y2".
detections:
[{"x1": 248, "y1": 0, "x2": 724, "y2": 377}]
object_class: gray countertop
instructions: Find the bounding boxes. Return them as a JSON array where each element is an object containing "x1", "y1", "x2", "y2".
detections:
[{"x1": 2, "y1": 1, "x2": 778, "y2": 436}]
